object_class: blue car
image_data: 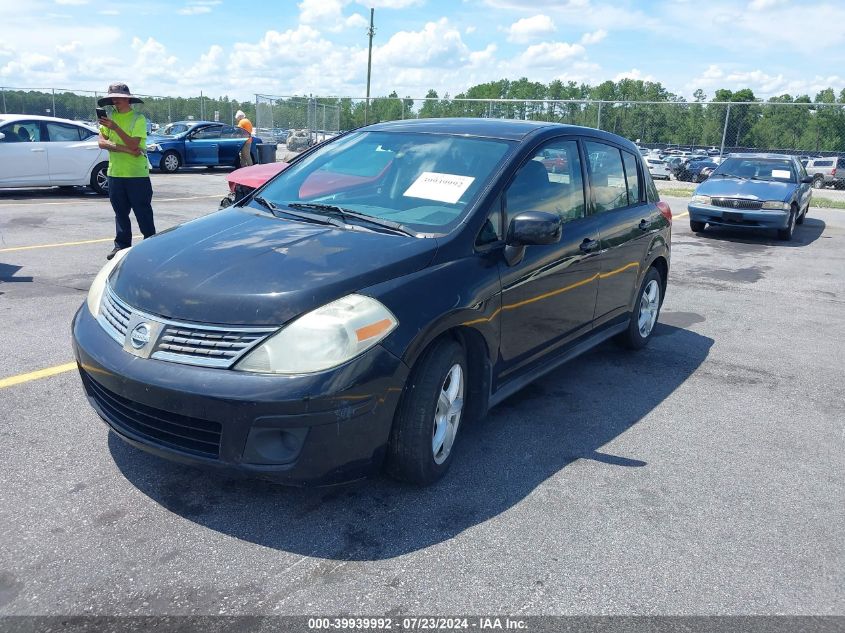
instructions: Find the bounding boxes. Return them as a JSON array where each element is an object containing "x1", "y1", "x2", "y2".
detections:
[
  {"x1": 688, "y1": 153, "x2": 813, "y2": 240},
  {"x1": 146, "y1": 121, "x2": 261, "y2": 172}
]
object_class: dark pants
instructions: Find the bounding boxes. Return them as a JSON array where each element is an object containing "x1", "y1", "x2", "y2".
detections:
[{"x1": 108, "y1": 176, "x2": 156, "y2": 248}]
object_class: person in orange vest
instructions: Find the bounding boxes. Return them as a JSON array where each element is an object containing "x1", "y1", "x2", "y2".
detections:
[{"x1": 235, "y1": 110, "x2": 253, "y2": 167}]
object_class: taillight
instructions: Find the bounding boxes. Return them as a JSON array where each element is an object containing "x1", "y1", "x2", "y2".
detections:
[
  {"x1": 657, "y1": 200, "x2": 672, "y2": 223},
  {"x1": 833, "y1": 168, "x2": 837, "y2": 177}
]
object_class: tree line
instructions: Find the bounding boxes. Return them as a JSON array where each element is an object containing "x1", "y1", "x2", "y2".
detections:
[{"x1": 4, "y1": 79, "x2": 845, "y2": 153}]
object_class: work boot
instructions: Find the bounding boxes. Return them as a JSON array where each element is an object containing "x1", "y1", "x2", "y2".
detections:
[{"x1": 106, "y1": 246, "x2": 126, "y2": 261}]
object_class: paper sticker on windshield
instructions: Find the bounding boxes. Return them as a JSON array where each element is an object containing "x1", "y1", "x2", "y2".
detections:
[
  {"x1": 403, "y1": 172, "x2": 475, "y2": 204},
  {"x1": 771, "y1": 169, "x2": 791, "y2": 179}
]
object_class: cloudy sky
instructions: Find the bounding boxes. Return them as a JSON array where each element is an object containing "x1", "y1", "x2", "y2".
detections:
[{"x1": 1, "y1": 0, "x2": 844, "y2": 101}]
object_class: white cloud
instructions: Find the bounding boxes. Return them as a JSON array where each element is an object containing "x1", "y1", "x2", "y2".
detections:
[
  {"x1": 376, "y1": 18, "x2": 470, "y2": 69},
  {"x1": 465, "y1": 26, "x2": 476, "y2": 34},
  {"x1": 507, "y1": 15, "x2": 556, "y2": 44},
  {"x1": 749, "y1": 0, "x2": 788, "y2": 9},
  {"x1": 345, "y1": 13, "x2": 368, "y2": 28},
  {"x1": 614, "y1": 68, "x2": 655, "y2": 83},
  {"x1": 580, "y1": 29, "x2": 607, "y2": 45},
  {"x1": 354, "y1": 0, "x2": 423, "y2": 7},
  {"x1": 178, "y1": 6, "x2": 211, "y2": 15},
  {"x1": 518, "y1": 41, "x2": 585, "y2": 68}
]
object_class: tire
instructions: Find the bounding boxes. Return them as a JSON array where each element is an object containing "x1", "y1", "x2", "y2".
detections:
[
  {"x1": 160, "y1": 151, "x2": 181, "y2": 173},
  {"x1": 616, "y1": 267, "x2": 663, "y2": 350},
  {"x1": 690, "y1": 219, "x2": 706, "y2": 232},
  {"x1": 777, "y1": 208, "x2": 796, "y2": 240},
  {"x1": 812, "y1": 176, "x2": 824, "y2": 190},
  {"x1": 386, "y1": 339, "x2": 467, "y2": 485},
  {"x1": 89, "y1": 162, "x2": 109, "y2": 195}
]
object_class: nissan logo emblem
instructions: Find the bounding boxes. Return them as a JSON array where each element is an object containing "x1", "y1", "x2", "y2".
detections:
[{"x1": 130, "y1": 323, "x2": 151, "y2": 349}]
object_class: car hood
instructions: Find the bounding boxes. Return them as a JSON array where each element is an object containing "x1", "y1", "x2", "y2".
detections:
[
  {"x1": 696, "y1": 177, "x2": 796, "y2": 200},
  {"x1": 111, "y1": 208, "x2": 438, "y2": 326}
]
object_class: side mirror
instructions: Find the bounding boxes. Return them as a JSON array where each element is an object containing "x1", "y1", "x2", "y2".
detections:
[
  {"x1": 506, "y1": 211, "x2": 562, "y2": 246},
  {"x1": 503, "y1": 211, "x2": 562, "y2": 266},
  {"x1": 800, "y1": 176, "x2": 813, "y2": 184}
]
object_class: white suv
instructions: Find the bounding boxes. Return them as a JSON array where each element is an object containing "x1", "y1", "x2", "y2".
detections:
[{"x1": 0, "y1": 114, "x2": 110, "y2": 194}]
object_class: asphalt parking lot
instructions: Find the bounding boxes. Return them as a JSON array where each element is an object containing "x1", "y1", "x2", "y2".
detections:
[{"x1": 0, "y1": 171, "x2": 843, "y2": 616}]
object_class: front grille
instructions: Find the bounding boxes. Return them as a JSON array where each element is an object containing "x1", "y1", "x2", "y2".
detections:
[
  {"x1": 98, "y1": 284, "x2": 276, "y2": 368},
  {"x1": 152, "y1": 326, "x2": 271, "y2": 367},
  {"x1": 82, "y1": 372, "x2": 222, "y2": 458},
  {"x1": 99, "y1": 288, "x2": 131, "y2": 344},
  {"x1": 711, "y1": 198, "x2": 763, "y2": 210}
]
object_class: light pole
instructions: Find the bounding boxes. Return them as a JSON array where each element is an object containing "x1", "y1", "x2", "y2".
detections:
[{"x1": 365, "y1": 8, "x2": 375, "y2": 125}]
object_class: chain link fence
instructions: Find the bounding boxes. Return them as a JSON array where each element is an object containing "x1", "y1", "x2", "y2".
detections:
[{"x1": 3, "y1": 87, "x2": 844, "y2": 161}]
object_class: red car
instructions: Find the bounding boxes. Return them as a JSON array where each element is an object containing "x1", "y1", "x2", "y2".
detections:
[
  {"x1": 219, "y1": 152, "x2": 393, "y2": 208},
  {"x1": 219, "y1": 162, "x2": 290, "y2": 208}
]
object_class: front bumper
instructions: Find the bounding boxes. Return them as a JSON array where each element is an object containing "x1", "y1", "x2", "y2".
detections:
[
  {"x1": 146, "y1": 150, "x2": 165, "y2": 169},
  {"x1": 687, "y1": 203, "x2": 790, "y2": 229},
  {"x1": 72, "y1": 305, "x2": 409, "y2": 485}
]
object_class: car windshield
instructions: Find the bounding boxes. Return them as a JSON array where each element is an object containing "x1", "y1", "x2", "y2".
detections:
[
  {"x1": 252, "y1": 130, "x2": 513, "y2": 234},
  {"x1": 713, "y1": 157, "x2": 796, "y2": 182},
  {"x1": 157, "y1": 123, "x2": 191, "y2": 136}
]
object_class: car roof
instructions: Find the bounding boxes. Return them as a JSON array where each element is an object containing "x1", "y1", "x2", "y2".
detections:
[
  {"x1": 0, "y1": 114, "x2": 93, "y2": 126},
  {"x1": 726, "y1": 152, "x2": 796, "y2": 160},
  {"x1": 362, "y1": 117, "x2": 624, "y2": 143}
]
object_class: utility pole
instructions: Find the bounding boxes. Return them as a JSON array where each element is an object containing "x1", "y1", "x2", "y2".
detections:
[{"x1": 365, "y1": 8, "x2": 375, "y2": 125}]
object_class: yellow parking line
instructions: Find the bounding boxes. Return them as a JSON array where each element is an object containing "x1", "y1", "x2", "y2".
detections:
[
  {"x1": 0, "y1": 194, "x2": 220, "y2": 208},
  {"x1": 0, "y1": 235, "x2": 141, "y2": 253},
  {"x1": 675, "y1": 211, "x2": 689, "y2": 219},
  {"x1": 0, "y1": 362, "x2": 77, "y2": 389}
]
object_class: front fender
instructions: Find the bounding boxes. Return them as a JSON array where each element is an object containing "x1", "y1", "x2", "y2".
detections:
[{"x1": 361, "y1": 252, "x2": 502, "y2": 370}]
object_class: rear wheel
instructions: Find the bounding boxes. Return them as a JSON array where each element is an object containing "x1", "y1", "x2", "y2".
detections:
[
  {"x1": 690, "y1": 219, "x2": 706, "y2": 232},
  {"x1": 812, "y1": 176, "x2": 824, "y2": 189},
  {"x1": 616, "y1": 267, "x2": 663, "y2": 350},
  {"x1": 89, "y1": 162, "x2": 109, "y2": 195},
  {"x1": 160, "y1": 151, "x2": 180, "y2": 173},
  {"x1": 386, "y1": 339, "x2": 466, "y2": 485}
]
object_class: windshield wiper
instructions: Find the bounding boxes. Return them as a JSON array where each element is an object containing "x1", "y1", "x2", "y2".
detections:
[
  {"x1": 712, "y1": 172, "x2": 743, "y2": 179},
  {"x1": 287, "y1": 202, "x2": 417, "y2": 237},
  {"x1": 253, "y1": 196, "x2": 345, "y2": 228}
]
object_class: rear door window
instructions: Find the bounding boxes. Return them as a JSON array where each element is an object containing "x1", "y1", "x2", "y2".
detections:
[
  {"x1": 585, "y1": 141, "x2": 628, "y2": 212},
  {"x1": 621, "y1": 150, "x2": 641, "y2": 204},
  {"x1": 45, "y1": 122, "x2": 86, "y2": 142}
]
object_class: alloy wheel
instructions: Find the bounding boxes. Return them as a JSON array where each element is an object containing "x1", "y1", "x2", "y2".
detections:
[
  {"x1": 96, "y1": 167, "x2": 108, "y2": 192},
  {"x1": 432, "y1": 363, "x2": 464, "y2": 465},
  {"x1": 638, "y1": 279, "x2": 660, "y2": 338},
  {"x1": 163, "y1": 154, "x2": 180, "y2": 172}
]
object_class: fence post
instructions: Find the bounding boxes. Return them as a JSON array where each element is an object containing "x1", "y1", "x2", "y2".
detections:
[
  {"x1": 168, "y1": 97, "x2": 172, "y2": 123},
  {"x1": 596, "y1": 101, "x2": 602, "y2": 129},
  {"x1": 1, "y1": 87, "x2": 6, "y2": 114},
  {"x1": 719, "y1": 103, "x2": 731, "y2": 160},
  {"x1": 51, "y1": 88, "x2": 56, "y2": 118}
]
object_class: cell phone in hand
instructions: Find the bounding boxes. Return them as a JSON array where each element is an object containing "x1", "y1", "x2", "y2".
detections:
[{"x1": 96, "y1": 107, "x2": 108, "y2": 120}]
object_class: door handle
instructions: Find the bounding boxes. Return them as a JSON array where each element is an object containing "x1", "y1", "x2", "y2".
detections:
[
  {"x1": 31, "y1": 148, "x2": 46, "y2": 153},
  {"x1": 580, "y1": 238, "x2": 599, "y2": 253},
  {"x1": 638, "y1": 219, "x2": 649, "y2": 231}
]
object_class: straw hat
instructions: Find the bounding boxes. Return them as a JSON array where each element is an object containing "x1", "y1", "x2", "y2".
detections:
[{"x1": 97, "y1": 83, "x2": 144, "y2": 106}]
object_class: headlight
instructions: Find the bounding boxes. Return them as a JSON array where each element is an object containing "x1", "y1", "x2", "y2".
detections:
[
  {"x1": 761, "y1": 201, "x2": 789, "y2": 210},
  {"x1": 86, "y1": 248, "x2": 131, "y2": 317},
  {"x1": 236, "y1": 294, "x2": 398, "y2": 374},
  {"x1": 691, "y1": 195, "x2": 711, "y2": 204},
  {"x1": 147, "y1": 143, "x2": 161, "y2": 152}
]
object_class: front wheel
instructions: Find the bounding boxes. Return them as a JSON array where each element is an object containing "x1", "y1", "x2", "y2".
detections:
[
  {"x1": 386, "y1": 339, "x2": 466, "y2": 485},
  {"x1": 795, "y1": 205, "x2": 807, "y2": 225},
  {"x1": 89, "y1": 162, "x2": 109, "y2": 195},
  {"x1": 616, "y1": 267, "x2": 663, "y2": 350},
  {"x1": 777, "y1": 208, "x2": 796, "y2": 240},
  {"x1": 160, "y1": 151, "x2": 181, "y2": 173},
  {"x1": 690, "y1": 219, "x2": 706, "y2": 232},
  {"x1": 812, "y1": 176, "x2": 824, "y2": 189}
]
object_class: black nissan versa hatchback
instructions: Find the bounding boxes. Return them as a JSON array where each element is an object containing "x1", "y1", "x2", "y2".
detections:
[{"x1": 73, "y1": 118, "x2": 672, "y2": 486}]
